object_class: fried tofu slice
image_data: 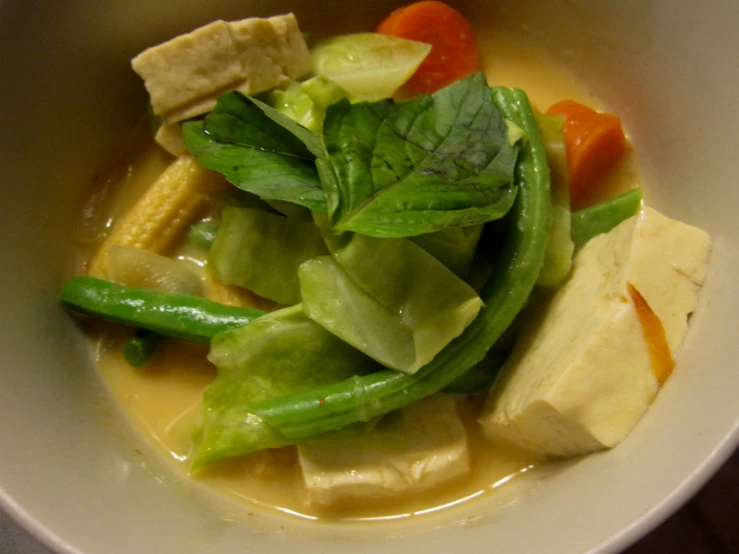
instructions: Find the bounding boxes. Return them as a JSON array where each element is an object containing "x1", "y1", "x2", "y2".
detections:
[
  {"x1": 298, "y1": 395, "x2": 469, "y2": 505},
  {"x1": 132, "y1": 14, "x2": 311, "y2": 126}
]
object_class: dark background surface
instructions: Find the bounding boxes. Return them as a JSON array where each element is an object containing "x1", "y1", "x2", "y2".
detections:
[{"x1": 1, "y1": 448, "x2": 737, "y2": 553}]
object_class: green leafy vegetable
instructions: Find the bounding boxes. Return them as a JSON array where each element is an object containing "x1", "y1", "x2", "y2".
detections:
[
  {"x1": 301, "y1": 76, "x2": 350, "y2": 111},
  {"x1": 209, "y1": 206, "x2": 328, "y2": 305},
  {"x1": 265, "y1": 82, "x2": 320, "y2": 132},
  {"x1": 250, "y1": 87, "x2": 551, "y2": 438},
  {"x1": 535, "y1": 113, "x2": 574, "y2": 287},
  {"x1": 185, "y1": 75, "x2": 519, "y2": 239},
  {"x1": 190, "y1": 305, "x2": 380, "y2": 468},
  {"x1": 265, "y1": 77, "x2": 349, "y2": 133},
  {"x1": 410, "y1": 224, "x2": 484, "y2": 278},
  {"x1": 311, "y1": 33, "x2": 431, "y2": 101},
  {"x1": 320, "y1": 73, "x2": 520, "y2": 238},
  {"x1": 187, "y1": 218, "x2": 219, "y2": 250},
  {"x1": 300, "y1": 238, "x2": 482, "y2": 373},
  {"x1": 182, "y1": 93, "x2": 326, "y2": 212}
]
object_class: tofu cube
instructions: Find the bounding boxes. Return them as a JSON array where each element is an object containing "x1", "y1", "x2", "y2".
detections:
[
  {"x1": 479, "y1": 206, "x2": 710, "y2": 458},
  {"x1": 298, "y1": 395, "x2": 469, "y2": 505},
  {"x1": 132, "y1": 13, "x2": 311, "y2": 124}
]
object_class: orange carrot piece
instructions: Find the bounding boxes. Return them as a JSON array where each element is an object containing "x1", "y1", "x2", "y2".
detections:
[
  {"x1": 375, "y1": 1, "x2": 480, "y2": 97},
  {"x1": 628, "y1": 283, "x2": 675, "y2": 386},
  {"x1": 546, "y1": 100, "x2": 627, "y2": 209}
]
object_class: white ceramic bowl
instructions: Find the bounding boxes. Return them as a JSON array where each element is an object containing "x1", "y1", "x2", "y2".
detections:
[{"x1": 1, "y1": 1, "x2": 738, "y2": 552}]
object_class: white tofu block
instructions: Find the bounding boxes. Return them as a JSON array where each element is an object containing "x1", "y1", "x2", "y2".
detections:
[
  {"x1": 298, "y1": 395, "x2": 469, "y2": 505},
  {"x1": 132, "y1": 14, "x2": 311, "y2": 123},
  {"x1": 479, "y1": 206, "x2": 710, "y2": 458},
  {"x1": 154, "y1": 123, "x2": 186, "y2": 157}
]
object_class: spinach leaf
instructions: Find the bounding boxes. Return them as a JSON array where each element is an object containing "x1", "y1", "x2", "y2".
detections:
[
  {"x1": 182, "y1": 92, "x2": 327, "y2": 212},
  {"x1": 320, "y1": 73, "x2": 520, "y2": 238}
]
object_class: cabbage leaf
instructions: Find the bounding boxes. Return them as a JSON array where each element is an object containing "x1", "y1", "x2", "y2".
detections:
[
  {"x1": 208, "y1": 206, "x2": 328, "y2": 305},
  {"x1": 300, "y1": 233, "x2": 482, "y2": 373},
  {"x1": 265, "y1": 76, "x2": 349, "y2": 133},
  {"x1": 190, "y1": 305, "x2": 380, "y2": 469},
  {"x1": 410, "y1": 224, "x2": 484, "y2": 278},
  {"x1": 311, "y1": 33, "x2": 431, "y2": 101}
]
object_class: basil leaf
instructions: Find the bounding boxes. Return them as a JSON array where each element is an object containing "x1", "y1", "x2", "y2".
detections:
[
  {"x1": 321, "y1": 73, "x2": 520, "y2": 238},
  {"x1": 182, "y1": 92, "x2": 327, "y2": 212},
  {"x1": 205, "y1": 92, "x2": 324, "y2": 157}
]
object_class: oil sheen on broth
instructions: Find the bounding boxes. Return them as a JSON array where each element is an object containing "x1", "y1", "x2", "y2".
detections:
[{"x1": 88, "y1": 28, "x2": 642, "y2": 522}]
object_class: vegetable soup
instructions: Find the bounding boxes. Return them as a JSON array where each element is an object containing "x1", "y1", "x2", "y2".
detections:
[{"x1": 62, "y1": 2, "x2": 710, "y2": 524}]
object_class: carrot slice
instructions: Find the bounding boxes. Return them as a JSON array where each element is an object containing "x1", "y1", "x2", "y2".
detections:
[
  {"x1": 375, "y1": 1, "x2": 480, "y2": 97},
  {"x1": 628, "y1": 283, "x2": 675, "y2": 386},
  {"x1": 546, "y1": 100, "x2": 627, "y2": 209}
]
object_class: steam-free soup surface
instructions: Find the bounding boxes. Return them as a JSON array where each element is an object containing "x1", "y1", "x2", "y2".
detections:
[{"x1": 88, "y1": 27, "x2": 641, "y2": 522}]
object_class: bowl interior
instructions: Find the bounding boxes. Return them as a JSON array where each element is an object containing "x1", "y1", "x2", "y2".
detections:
[{"x1": 0, "y1": 0, "x2": 738, "y2": 553}]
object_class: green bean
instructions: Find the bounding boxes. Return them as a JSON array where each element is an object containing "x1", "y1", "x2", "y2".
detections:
[
  {"x1": 443, "y1": 349, "x2": 506, "y2": 394},
  {"x1": 60, "y1": 277, "x2": 265, "y2": 343},
  {"x1": 251, "y1": 87, "x2": 551, "y2": 438},
  {"x1": 123, "y1": 329, "x2": 164, "y2": 367},
  {"x1": 571, "y1": 188, "x2": 643, "y2": 250}
]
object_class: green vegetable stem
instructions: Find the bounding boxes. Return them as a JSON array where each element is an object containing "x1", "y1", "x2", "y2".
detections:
[
  {"x1": 535, "y1": 113, "x2": 574, "y2": 287},
  {"x1": 60, "y1": 277, "x2": 265, "y2": 343},
  {"x1": 571, "y1": 188, "x2": 643, "y2": 250},
  {"x1": 251, "y1": 87, "x2": 551, "y2": 439}
]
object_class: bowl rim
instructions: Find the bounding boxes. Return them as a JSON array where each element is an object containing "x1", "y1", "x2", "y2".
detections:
[{"x1": 1, "y1": 0, "x2": 738, "y2": 551}]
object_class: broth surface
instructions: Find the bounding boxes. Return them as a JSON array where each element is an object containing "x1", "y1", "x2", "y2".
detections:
[{"x1": 87, "y1": 27, "x2": 642, "y2": 522}]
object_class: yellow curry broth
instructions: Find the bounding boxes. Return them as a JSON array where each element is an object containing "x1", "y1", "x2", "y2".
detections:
[{"x1": 97, "y1": 339, "x2": 538, "y2": 521}]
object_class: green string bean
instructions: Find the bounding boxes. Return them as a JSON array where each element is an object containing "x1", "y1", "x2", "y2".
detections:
[
  {"x1": 123, "y1": 329, "x2": 164, "y2": 367},
  {"x1": 60, "y1": 277, "x2": 265, "y2": 343},
  {"x1": 571, "y1": 187, "x2": 643, "y2": 250}
]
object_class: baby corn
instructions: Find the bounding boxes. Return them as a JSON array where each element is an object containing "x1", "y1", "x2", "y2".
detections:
[{"x1": 89, "y1": 155, "x2": 226, "y2": 278}]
